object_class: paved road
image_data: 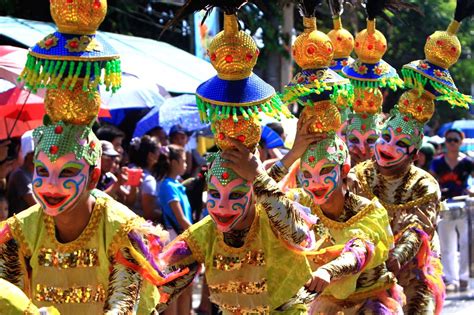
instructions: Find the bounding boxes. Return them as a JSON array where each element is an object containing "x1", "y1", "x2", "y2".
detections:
[{"x1": 442, "y1": 279, "x2": 474, "y2": 315}]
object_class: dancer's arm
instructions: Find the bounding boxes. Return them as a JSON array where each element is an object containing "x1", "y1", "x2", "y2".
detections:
[
  {"x1": 155, "y1": 238, "x2": 200, "y2": 312},
  {"x1": 389, "y1": 189, "x2": 440, "y2": 270},
  {"x1": 0, "y1": 223, "x2": 28, "y2": 291}
]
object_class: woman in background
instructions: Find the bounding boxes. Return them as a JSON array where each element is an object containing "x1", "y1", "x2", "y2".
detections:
[
  {"x1": 128, "y1": 135, "x2": 161, "y2": 221},
  {"x1": 157, "y1": 144, "x2": 194, "y2": 315}
]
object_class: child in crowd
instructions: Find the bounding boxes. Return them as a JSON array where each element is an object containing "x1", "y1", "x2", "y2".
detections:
[{"x1": 0, "y1": 192, "x2": 8, "y2": 221}]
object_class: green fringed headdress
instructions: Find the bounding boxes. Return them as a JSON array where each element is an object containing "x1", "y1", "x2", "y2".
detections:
[
  {"x1": 400, "y1": 0, "x2": 474, "y2": 109},
  {"x1": 301, "y1": 133, "x2": 349, "y2": 167},
  {"x1": 18, "y1": 0, "x2": 121, "y2": 94},
  {"x1": 206, "y1": 152, "x2": 241, "y2": 186},
  {"x1": 33, "y1": 116, "x2": 101, "y2": 166}
]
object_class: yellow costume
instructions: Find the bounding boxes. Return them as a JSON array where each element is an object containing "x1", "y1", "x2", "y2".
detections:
[
  {"x1": 0, "y1": 193, "x2": 159, "y2": 314},
  {"x1": 182, "y1": 205, "x2": 313, "y2": 314}
]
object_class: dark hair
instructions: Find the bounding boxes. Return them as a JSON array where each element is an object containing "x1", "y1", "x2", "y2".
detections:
[
  {"x1": 96, "y1": 125, "x2": 125, "y2": 142},
  {"x1": 0, "y1": 190, "x2": 7, "y2": 203},
  {"x1": 128, "y1": 135, "x2": 161, "y2": 168},
  {"x1": 156, "y1": 144, "x2": 185, "y2": 180},
  {"x1": 445, "y1": 128, "x2": 465, "y2": 140},
  {"x1": 266, "y1": 122, "x2": 285, "y2": 138},
  {"x1": 146, "y1": 126, "x2": 165, "y2": 136}
]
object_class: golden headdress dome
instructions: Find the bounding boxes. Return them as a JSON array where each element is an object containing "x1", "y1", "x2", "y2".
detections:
[
  {"x1": 293, "y1": 17, "x2": 334, "y2": 70},
  {"x1": 50, "y1": 0, "x2": 107, "y2": 35},
  {"x1": 327, "y1": 17, "x2": 354, "y2": 59},
  {"x1": 424, "y1": 22, "x2": 462, "y2": 70},
  {"x1": 208, "y1": 14, "x2": 259, "y2": 80},
  {"x1": 397, "y1": 89, "x2": 435, "y2": 123},
  {"x1": 353, "y1": 19, "x2": 387, "y2": 64},
  {"x1": 300, "y1": 101, "x2": 342, "y2": 134}
]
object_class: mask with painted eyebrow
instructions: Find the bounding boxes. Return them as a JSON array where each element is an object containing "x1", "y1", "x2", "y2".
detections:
[
  {"x1": 32, "y1": 152, "x2": 90, "y2": 217},
  {"x1": 374, "y1": 125, "x2": 417, "y2": 168},
  {"x1": 206, "y1": 175, "x2": 253, "y2": 233}
]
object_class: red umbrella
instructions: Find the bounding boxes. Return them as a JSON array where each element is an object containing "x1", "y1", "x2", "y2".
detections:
[
  {"x1": 0, "y1": 118, "x2": 43, "y2": 140},
  {"x1": 0, "y1": 85, "x2": 111, "y2": 140}
]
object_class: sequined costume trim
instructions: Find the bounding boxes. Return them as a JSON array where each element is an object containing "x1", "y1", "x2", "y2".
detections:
[
  {"x1": 35, "y1": 284, "x2": 106, "y2": 304},
  {"x1": 213, "y1": 250, "x2": 265, "y2": 271},
  {"x1": 219, "y1": 303, "x2": 270, "y2": 314},
  {"x1": 7, "y1": 217, "x2": 32, "y2": 257},
  {"x1": 38, "y1": 248, "x2": 99, "y2": 268},
  {"x1": 208, "y1": 279, "x2": 267, "y2": 295}
]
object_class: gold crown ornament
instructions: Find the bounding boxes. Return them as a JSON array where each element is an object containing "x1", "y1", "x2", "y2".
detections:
[
  {"x1": 44, "y1": 79, "x2": 101, "y2": 125},
  {"x1": 352, "y1": 87, "x2": 383, "y2": 115},
  {"x1": 19, "y1": 0, "x2": 121, "y2": 94},
  {"x1": 207, "y1": 14, "x2": 259, "y2": 81},
  {"x1": 341, "y1": 0, "x2": 412, "y2": 91},
  {"x1": 402, "y1": 0, "x2": 473, "y2": 109},
  {"x1": 326, "y1": 0, "x2": 355, "y2": 72},
  {"x1": 293, "y1": 17, "x2": 335, "y2": 70},
  {"x1": 51, "y1": 0, "x2": 107, "y2": 34},
  {"x1": 283, "y1": 0, "x2": 353, "y2": 112},
  {"x1": 299, "y1": 100, "x2": 342, "y2": 134},
  {"x1": 168, "y1": 0, "x2": 290, "y2": 151}
]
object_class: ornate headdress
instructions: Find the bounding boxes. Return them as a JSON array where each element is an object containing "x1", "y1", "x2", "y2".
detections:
[
  {"x1": 18, "y1": 0, "x2": 121, "y2": 94},
  {"x1": 168, "y1": 0, "x2": 291, "y2": 186},
  {"x1": 283, "y1": 0, "x2": 353, "y2": 141},
  {"x1": 343, "y1": 0, "x2": 416, "y2": 138},
  {"x1": 18, "y1": 0, "x2": 124, "y2": 166},
  {"x1": 386, "y1": 0, "x2": 473, "y2": 150},
  {"x1": 168, "y1": 0, "x2": 291, "y2": 152},
  {"x1": 401, "y1": 0, "x2": 473, "y2": 108},
  {"x1": 341, "y1": 0, "x2": 412, "y2": 91},
  {"x1": 327, "y1": 0, "x2": 355, "y2": 73}
]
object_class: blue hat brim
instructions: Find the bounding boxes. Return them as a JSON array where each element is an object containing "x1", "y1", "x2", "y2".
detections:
[
  {"x1": 287, "y1": 68, "x2": 350, "y2": 88},
  {"x1": 402, "y1": 60, "x2": 457, "y2": 91},
  {"x1": 330, "y1": 57, "x2": 355, "y2": 72},
  {"x1": 196, "y1": 73, "x2": 275, "y2": 106},
  {"x1": 342, "y1": 60, "x2": 399, "y2": 82},
  {"x1": 30, "y1": 32, "x2": 119, "y2": 61}
]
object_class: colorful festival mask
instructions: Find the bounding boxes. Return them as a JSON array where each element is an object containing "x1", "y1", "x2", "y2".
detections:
[
  {"x1": 170, "y1": 1, "x2": 288, "y2": 231},
  {"x1": 206, "y1": 153, "x2": 252, "y2": 232},
  {"x1": 300, "y1": 134, "x2": 349, "y2": 205},
  {"x1": 33, "y1": 152, "x2": 91, "y2": 216}
]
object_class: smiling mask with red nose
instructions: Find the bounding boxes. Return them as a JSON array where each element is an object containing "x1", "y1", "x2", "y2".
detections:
[
  {"x1": 32, "y1": 119, "x2": 101, "y2": 216},
  {"x1": 299, "y1": 134, "x2": 349, "y2": 205},
  {"x1": 206, "y1": 153, "x2": 252, "y2": 232},
  {"x1": 374, "y1": 111, "x2": 423, "y2": 168}
]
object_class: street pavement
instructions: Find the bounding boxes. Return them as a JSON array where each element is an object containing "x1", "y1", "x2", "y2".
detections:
[{"x1": 442, "y1": 279, "x2": 474, "y2": 315}]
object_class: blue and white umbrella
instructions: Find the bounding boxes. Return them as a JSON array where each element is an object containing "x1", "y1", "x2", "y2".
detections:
[
  {"x1": 438, "y1": 120, "x2": 474, "y2": 138},
  {"x1": 100, "y1": 73, "x2": 166, "y2": 125},
  {"x1": 133, "y1": 94, "x2": 208, "y2": 138}
]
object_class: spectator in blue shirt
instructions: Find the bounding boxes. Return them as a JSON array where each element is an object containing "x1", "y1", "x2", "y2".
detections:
[
  {"x1": 156, "y1": 144, "x2": 193, "y2": 315},
  {"x1": 157, "y1": 144, "x2": 193, "y2": 236}
]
